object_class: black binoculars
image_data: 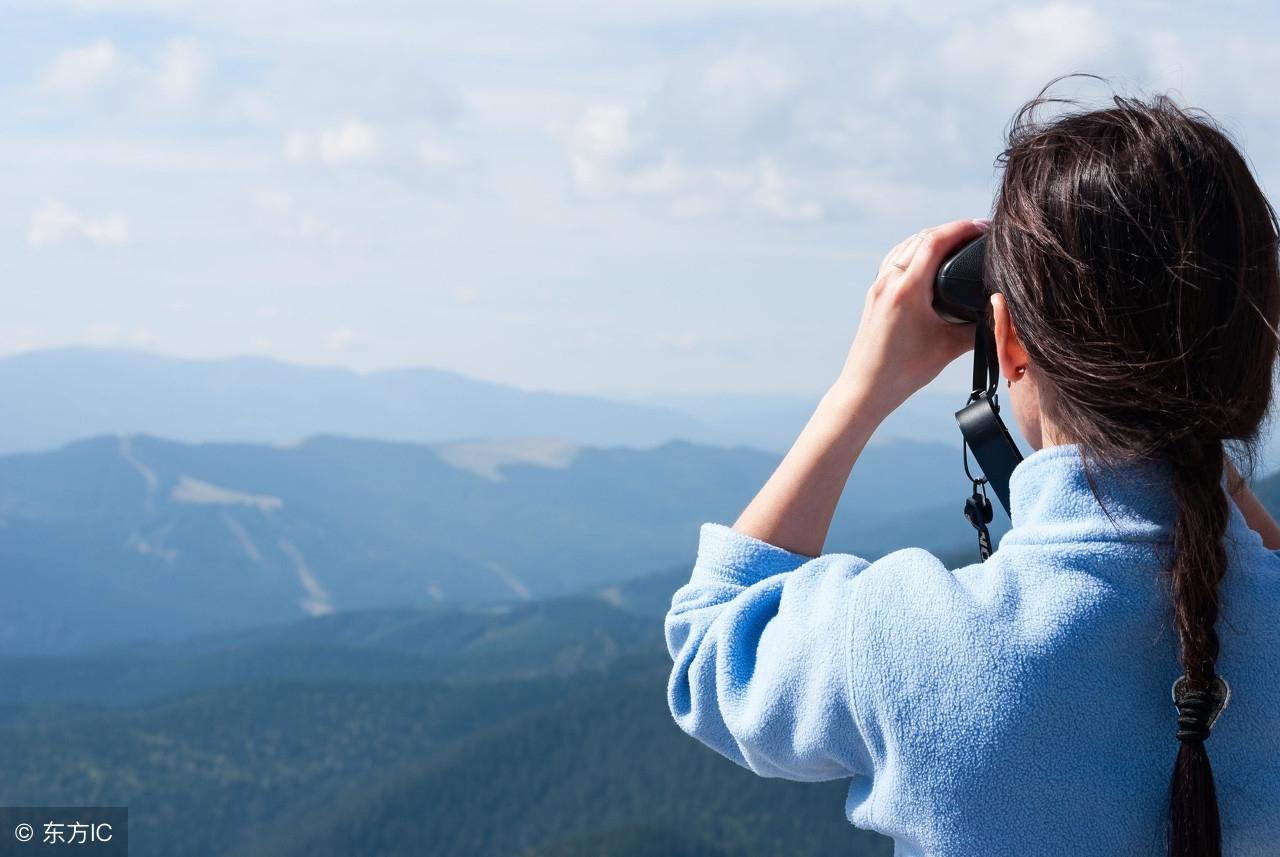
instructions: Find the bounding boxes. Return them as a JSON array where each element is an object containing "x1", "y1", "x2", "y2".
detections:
[
  {"x1": 933, "y1": 233, "x2": 989, "y2": 324},
  {"x1": 931, "y1": 231, "x2": 1024, "y2": 555}
]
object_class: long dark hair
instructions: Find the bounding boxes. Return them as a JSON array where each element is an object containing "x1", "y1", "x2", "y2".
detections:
[{"x1": 986, "y1": 79, "x2": 1280, "y2": 856}]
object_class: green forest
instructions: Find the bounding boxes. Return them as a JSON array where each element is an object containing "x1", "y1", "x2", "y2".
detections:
[{"x1": 0, "y1": 571, "x2": 893, "y2": 857}]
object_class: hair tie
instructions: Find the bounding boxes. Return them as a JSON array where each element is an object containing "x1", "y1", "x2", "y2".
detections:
[{"x1": 1171, "y1": 674, "x2": 1231, "y2": 743}]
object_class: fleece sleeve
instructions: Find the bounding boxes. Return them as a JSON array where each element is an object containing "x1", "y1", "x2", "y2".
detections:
[{"x1": 664, "y1": 522, "x2": 874, "y2": 782}]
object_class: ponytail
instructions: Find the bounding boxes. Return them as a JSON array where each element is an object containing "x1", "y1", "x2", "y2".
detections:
[{"x1": 1166, "y1": 437, "x2": 1230, "y2": 857}]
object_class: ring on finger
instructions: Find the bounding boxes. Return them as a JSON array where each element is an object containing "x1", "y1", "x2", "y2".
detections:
[{"x1": 889, "y1": 230, "x2": 927, "y2": 271}]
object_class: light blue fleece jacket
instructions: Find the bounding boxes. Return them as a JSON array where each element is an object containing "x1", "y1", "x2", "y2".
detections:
[{"x1": 665, "y1": 443, "x2": 1280, "y2": 856}]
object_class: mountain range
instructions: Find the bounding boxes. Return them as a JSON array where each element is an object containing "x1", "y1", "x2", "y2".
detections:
[
  {"x1": 0, "y1": 347, "x2": 968, "y2": 454},
  {"x1": 0, "y1": 431, "x2": 987, "y2": 655},
  {"x1": 2, "y1": 345, "x2": 1278, "y2": 857}
]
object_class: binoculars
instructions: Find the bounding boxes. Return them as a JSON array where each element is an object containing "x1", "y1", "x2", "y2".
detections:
[
  {"x1": 933, "y1": 233, "x2": 990, "y2": 324},
  {"x1": 932, "y1": 232, "x2": 1024, "y2": 553}
]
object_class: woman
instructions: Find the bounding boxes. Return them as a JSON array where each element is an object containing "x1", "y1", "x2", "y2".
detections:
[{"x1": 665, "y1": 89, "x2": 1280, "y2": 857}]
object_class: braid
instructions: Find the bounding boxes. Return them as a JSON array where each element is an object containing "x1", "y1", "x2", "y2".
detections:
[{"x1": 1166, "y1": 437, "x2": 1229, "y2": 857}]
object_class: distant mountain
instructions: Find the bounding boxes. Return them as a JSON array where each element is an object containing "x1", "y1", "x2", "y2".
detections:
[
  {"x1": 0, "y1": 347, "x2": 1009, "y2": 455},
  {"x1": 0, "y1": 348, "x2": 716, "y2": 453},
  {"x1": 5, "y1": 346, "x2": 1276, "y2": 466},
  {"x1": 0, "y1": 433, "x2": 983, "y2": 655},
  {"x1": 637, "y1": 389, "x2": 1008, "y2": 452}
]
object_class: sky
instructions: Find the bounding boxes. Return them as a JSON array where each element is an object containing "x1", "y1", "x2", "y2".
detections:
[{"x1": 4, "y1": 1, "x2": 1280, "y2": 399}]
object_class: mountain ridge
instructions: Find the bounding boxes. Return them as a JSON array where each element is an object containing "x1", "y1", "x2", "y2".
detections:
[
  {"x1": 0, "y1": 430, "x2": 977, "y2": 655},
  {"x1": 0, "y1": 347, "x2": 715, "y2": 453},
  {"x1": 0, "y1": 346, "x2": 985, "y2": 456}
]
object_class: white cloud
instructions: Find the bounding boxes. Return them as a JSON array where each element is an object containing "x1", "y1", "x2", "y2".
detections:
[
  {"x1": 85, "y1": 321, "x2": 152, "y2": 346},
  {"x1": 150, "y1": 38, "x2": 206, "y2": 104},
  {"x1": 657, "y1": 329, "x2": 700, "y2": 350},
  {"x1": 81, "y1": 214, "x2": 131, "y2": 246},
  {"x1": 283, "y1": 131, "x2": 310, "y2": 163},
  {"x1": 26, "y1": 201, "x2": 80, "y2": 247},
  {"x1": 0, "y1": 325, "x2": 45, "y2": 355},
  {"x1": 284, "y1": 120, "x2": 380, "y2": 166},
  {"x1": 326, "y1": 326, "x2": 358, "y2": 351},
  {"x1": 688, "y1": 47, "x2": 797, "y2": 139},
  {"x1": 319, "y1": 120, "x2": 378, "y2": 164},
  {"x1": 744, "y1": 159, "x2": 823, "y2": 222},
  {"x1": 566, "y1": 105, "x2": 632, "y2": 194},
  {"x1": 940, "y1": 3, "x2": 1114, "y2": 97},
  {"x1": 85, "y1": 321, "x2": 123, "y2": 343},
  {"x1": 26, "y1": 201, "x2": 131, "y2": 249},
  {"x1": 560, "y1": 104, "x2": 828, "y2": 222},
  {"x1": 252, "y1": 188, "x2": 293, "y2": 215},
  {"x1": 37, "y1": 36, "x2": 207, "y2": 110},
  {"x1": 37, "y1": 39, "x2": 120, "y2": 98},
  {"x1": 227, "y1": 91, "x2": 277, "y2": 125},
  {"x1": 252, "y1": 189, "x2": 341, "y2": 243},
  {"x1": 418, "y1": 138, "x2": 462, "y2": 169},
  {"x1": 552, "y1": 19, "x2": 1045, "y2": 225},
  {"x1": 297, "y1": 213, "x2": 341, "y2": 242},
  {"x1": 553, "y1": 39, "x2": 901, "y2": 223}
]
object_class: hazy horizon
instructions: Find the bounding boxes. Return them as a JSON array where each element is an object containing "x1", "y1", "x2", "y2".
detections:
[{"x1": 0, "y1": 342, "x2": 831, "y2": 401}]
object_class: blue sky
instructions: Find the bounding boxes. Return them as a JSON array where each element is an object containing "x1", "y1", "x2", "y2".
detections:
[{"x1": 4, "y1": 1, "x2": 1278, "y2": 399}]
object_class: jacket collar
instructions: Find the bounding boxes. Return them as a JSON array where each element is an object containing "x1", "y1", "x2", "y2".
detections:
[{"x1": 1001, "y1": 442, "x2": 1256, "y2": 549}]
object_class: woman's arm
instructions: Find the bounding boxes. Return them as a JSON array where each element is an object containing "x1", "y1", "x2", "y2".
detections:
[
  {"x1": 665, "y1": 525, "x2": 873, "y2": 781},
  {"x1": 730, "y1": 384, "x2": 887, "y2": 558},
  {"x1": 1226, "y1": 460, "x2": 1280, "y2": 550},
  {"x1": 665, "y1": 217, "x2": 990, "y2": 782},
  {"x1": 732, "y1": 218, "x2": 989, "y2": 556}
]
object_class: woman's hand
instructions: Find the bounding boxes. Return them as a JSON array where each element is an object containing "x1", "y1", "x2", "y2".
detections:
[
  {"x1": 834, "y1": 218, "x2": 989, "y2": 416},
  {"x1": 731, "y1": 217, "x2": 989, "y2": 556}
]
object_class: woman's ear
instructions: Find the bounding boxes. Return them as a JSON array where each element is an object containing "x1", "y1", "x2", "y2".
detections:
[{"x1": 989, "y1": 293, "x2": 1029, "y2": 382}]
